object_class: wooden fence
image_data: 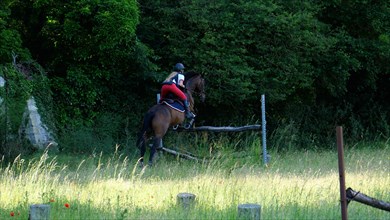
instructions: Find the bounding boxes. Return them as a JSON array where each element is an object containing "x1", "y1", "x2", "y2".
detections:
[{"x1": 336, "y1": 126, "x2": 390, "y2": 220}]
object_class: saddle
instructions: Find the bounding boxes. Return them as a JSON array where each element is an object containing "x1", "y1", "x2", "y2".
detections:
[
  {"x1": 159, "y1": 98, "x2": 185, "y2": 112},
  {"x1": 160, "y1": 97, "x2": 184, "y2": 106}
]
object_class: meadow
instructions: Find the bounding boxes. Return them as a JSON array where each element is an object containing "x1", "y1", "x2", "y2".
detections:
[{"x1": 0, "y1": 135, "x2": 389, "y2": 219}]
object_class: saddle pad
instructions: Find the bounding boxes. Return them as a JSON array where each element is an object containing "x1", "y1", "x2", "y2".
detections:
[{"x1": 161, "y1": 101, "x2": 185, "y2": 112}]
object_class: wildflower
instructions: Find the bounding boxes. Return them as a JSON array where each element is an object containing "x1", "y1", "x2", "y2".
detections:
[
  {"x1": 64, "y1": 203, "x2": 70, "y2": 208},
  {"x1": 10, "y1": 211, "x2": 14, "y2": 217}
]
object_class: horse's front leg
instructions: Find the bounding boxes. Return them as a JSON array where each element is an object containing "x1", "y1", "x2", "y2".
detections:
[{"x1": 148, "y1": 137, "x2": 162, "y2": 166}]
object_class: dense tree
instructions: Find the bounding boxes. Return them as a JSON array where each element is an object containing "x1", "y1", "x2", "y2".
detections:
[
  {"x1": 139, "y1": 3, "x2": 328, "y2": 112},
  {"x1": 317, "y1": 0, "x2": 390, "y2": 138},
  {"x1": 0, "y1": 0, "x2": 31, "y2": 63},
  {"x1": 1, "y1": 0, "x2": 388, "y2": 153},
  {"x1": 10, "y1": 0, "x2": 156, "y2": 128},
  {"x1": 0, "y1": 0, "x2": 32, "y2": 159},
  {"x1": 138, "y1": 0, "x2": 389, "y2": 144}
]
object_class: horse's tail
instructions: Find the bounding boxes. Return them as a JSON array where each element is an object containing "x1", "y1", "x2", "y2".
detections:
[{"x1": 136, "y1": 110, "x2": 155, "y2": 149}]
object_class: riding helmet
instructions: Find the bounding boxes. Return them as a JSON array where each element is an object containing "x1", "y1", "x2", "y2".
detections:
[{"x1": 174, "y1": 63, "x2": 185, "y2": 71}]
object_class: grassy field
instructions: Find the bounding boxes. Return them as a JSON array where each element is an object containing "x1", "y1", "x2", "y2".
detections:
[{"x1": 0, "y1": 138, "x2": 389, "y2": 219}]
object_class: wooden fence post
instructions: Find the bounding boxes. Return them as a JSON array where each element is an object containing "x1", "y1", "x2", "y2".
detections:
[
  {"x1": 29, "y1": 204, "x2": 50, "y2": 220},
  {"x1": 336, "y1": 126, "x2": 348, "y2": 220},
  {"x1": 237, "y1": 203, "x2": 261, "y2": 220}
]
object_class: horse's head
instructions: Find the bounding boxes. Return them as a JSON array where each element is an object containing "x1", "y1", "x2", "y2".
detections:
[{"x1": 184, "y1": 71, "x2": 206, "y2": 103}]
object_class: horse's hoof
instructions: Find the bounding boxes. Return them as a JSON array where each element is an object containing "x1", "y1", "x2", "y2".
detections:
[{"x1": 148, "y1": 161, "x2": 153, "y2": 167}]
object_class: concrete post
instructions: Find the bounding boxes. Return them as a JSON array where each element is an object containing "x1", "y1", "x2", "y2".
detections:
[
  {"x1": 29, "y1": 204, "x2": 50, "y2": 220},
  {"x1": 237, "y1": 203, "x2": 261, "y2": 220},
  {"x1": 177, "y1": 192, "x2": 196, "y2": 209}
]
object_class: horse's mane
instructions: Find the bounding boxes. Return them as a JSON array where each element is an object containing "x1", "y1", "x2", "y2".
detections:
[{"x1": 184, "y1": 71, "x2": 202, "y2": 82}]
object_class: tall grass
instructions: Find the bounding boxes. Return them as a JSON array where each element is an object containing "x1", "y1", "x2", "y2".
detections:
[{"x1": 0, "y1": 136, "x2": 389, "y2": 219}]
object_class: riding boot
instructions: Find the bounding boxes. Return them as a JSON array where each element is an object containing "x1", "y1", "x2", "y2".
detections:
[{"x1": 184, "y1": 100, "x2": 194, "y2": 119}]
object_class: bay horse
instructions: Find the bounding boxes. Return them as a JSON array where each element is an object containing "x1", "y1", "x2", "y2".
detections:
[{"x1": 136, "y1": 71, "x2": 206, "y2": 166}]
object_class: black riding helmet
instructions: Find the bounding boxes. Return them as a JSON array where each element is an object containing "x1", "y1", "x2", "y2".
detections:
[{"x1": 173, "y1": 63, "x2": 185, "y2": 72}]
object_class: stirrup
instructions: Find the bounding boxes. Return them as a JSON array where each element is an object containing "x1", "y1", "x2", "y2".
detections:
[{"x1": 172, "y1": 124, "x2": 179, "y2": 130}]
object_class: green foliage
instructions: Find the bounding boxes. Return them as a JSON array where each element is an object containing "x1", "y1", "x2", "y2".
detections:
[
  {"x1": 0, "y1": 60, "x2": 55, "y2": 159},
  {"x1": 48, "y1": 0, "x2": 141, "y2": 125},
  {"x1": 316, "y1": 0, "x2": 390, "y2": 140},
  {"x1": 0, "y1": 65, "x2": 32, "y2": 130},
  {"x1": 28, "y1": 62, "x2": 57, "y2": 138},
  {"x1": 138, "y1": 1, "x2": 352, "y2": 118},
  {"x1": 0, "y1": 64, "x2": 33, "y2": 158},
  {"x1": 0, "y1": 1, "x2": 31, "y2": 63},
  {"x1": 9, "y1": 0, "x2": 156, "y2": 128},
  {"x1": 138, "y1": 0, "x2": 390, "y2": 145},
  {"x1": 1, "y1": 0, "x2": 388, "y2": 153}
]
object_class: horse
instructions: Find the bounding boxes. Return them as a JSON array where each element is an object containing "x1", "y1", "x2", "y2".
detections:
[{"x1": 136, "y1": 71, "x2": 206, "y2": 166}]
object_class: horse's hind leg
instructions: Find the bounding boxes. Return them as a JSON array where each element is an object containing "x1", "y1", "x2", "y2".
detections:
[
  {"x1": 148, "y1": 137, "x2": 162, "y2": 166},
  {"x1": 148, "y1": 109, "x2": 170, "y2": 166},
  {"x1": 148, "y1": 126, "x2": 168, "y2": 166}
]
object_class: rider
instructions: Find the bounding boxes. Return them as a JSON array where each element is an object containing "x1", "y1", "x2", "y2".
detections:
[{"x1": 160, "y1": 63, "x2": 194, "y2": 119}]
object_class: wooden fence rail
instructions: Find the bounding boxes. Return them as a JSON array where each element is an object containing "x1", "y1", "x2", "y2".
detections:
[
  {"x1": 175, "y1": 125, "x2": 261, "y2": 132},
  {"x1": 159, "y1": 147, "x2": 207, "y2": 163},
  {"x1": 346, "y1": 187, "x2": 390, "y2": 212}
]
